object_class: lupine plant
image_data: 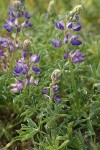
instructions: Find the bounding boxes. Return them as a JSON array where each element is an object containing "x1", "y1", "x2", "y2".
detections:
[{"x1": 0, "y1": 0, "x2": 100, "y2": 150}]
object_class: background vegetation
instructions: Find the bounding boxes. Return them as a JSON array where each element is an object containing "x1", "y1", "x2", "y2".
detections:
[{"x1": 0, "y1": 0, "x2": 100, "y2": 149}]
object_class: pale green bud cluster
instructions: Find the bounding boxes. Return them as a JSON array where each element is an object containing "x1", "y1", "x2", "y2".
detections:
[
  {"x1": 47, "y1": 0, "x2": 55, "y2": 13},
  {"x1": 11, "y1": 0, "x2": 25, "y2": 11},
  {"x1": 23, "y1": 39, "x2": 31, "y2": 50},
  {"x1": 51, "y1": 69, "x2": 61, "y2": 81},
  {"x1": 67, "y1": 5, "x2": 83, "y2": 21}
]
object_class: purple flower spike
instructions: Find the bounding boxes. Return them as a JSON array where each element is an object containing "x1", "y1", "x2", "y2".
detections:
[
  {"x1": 32, "y1": 67, "x2": 40, "y2": 75},
  {"x1": 55, "y1": 94, "x2": 61, "y2": 102},
  {"x1": 51, "y1": 39, "x2": 62, "y2": 48},
  {"x1": 13, "y1": 67, "x2": 23, "y2": 76},
  {"x1": 73, "y1": 23, "x2": 81, "y2": 31},
  {"x1": 30, "y1": 54, "x2": 40, "y2": 63},
  {"x1": 0, "y1": 50, "x2": 4, "y2": 56},
  {"x1": 53, "y1": 85, "x2": 59, "y2": 92},
  {"x1": 70, "y1": 36, "x2": 82, "y2": 46},
  {"x1": 42, "y1": 87, "x2": 48, "y2": 94},
  {"x1": 55, "y1": 21, "x2": 65, "y2": 30},
  {"x1": 67, "y1": 22, "x2": 73, "y2": 29},
  {"x1": 3, "y1": 24, "x2": 13, "y2": 32}
]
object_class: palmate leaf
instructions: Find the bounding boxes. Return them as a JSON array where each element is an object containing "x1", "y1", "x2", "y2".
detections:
[{"x1": 14, "y1": 119, "x2": 39, "y2": 141}]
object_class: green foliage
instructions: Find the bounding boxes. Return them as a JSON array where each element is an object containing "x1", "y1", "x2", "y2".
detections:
[{"x1": 0, "y1": 0, "x2": 100, "y2": 149}]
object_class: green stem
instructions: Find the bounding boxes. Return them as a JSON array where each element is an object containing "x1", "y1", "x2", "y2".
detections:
[
  {"x1": 68, "y1": 56, "x2": 81, "y2": 112},
  {"x1": 4, "y1": 140, "x2": 14, "y2": 149},
  {"x1": 68, "y1": 56, "x2": 76, "y2": 90}
]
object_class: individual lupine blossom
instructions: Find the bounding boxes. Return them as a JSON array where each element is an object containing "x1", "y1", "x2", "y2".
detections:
[
  {"x1": 42, "y1": 69, "x2": 61, "y2": 102},
  {"x1": 3, "y1": 0, "x2": 33, "y2": 33},
  {"x1": 14, "y1": 52, "x2": 40, "y2": 76},
  {"x1": 0, "y1": 50, "x2": 4, "y2": 56},
  {"x1": 64, "y1": 49, "x2": 85, "y2": 63},
  {"x1": 51, "y1": 5, "x2": 83, "y2": 48},
  {"x1": 64, "y1": 34, "x2": 82, "y2": 46},
  {"x1": 0, "y1": 37, "x2": 15, "y2": 51},
  {"x1": 51, "y1": 38, "x2": 62, "y2": 48},
  {"x1": 11, "y1": 80, "x2": 24, "y2": 93}
]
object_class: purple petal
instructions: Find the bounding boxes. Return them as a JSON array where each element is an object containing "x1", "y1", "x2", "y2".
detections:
[
  {"x1": 53, "y1": 85, "x2": 59, "y2": 92},
  {"x1": 54, "y1": 21, "x2": 65, "y2": 30},
  {"x1": 13, "y1": 67, "x2": 23, "y2": 76},
  {"x1": 31, "y1": 54, "x2": 40, "y2": 63},
  {"x1": 24, "y1": 11, "x2": 31, "y2": 19},
  {"x1": 3, "y1": 24, "x2": 13, "y2": 32},
  {"x1": 51, "y1": 39, "x2": 62, "y2": 48},
  {"x1": 67, "y1": 22, "x2": 73, "y2": 29},
  {"x1": 70, "y1": 39, "x2": 82, "y2": 46},
  {"x1": 55, "y1": 94, "x2": 61, "y2": 102},
  {"x1": 64, "y1": 51, "x2": 69, "y2": 60},
  {"x1": 0, "y1": 50, "x2": 4, "y2": 56},
  {"x1": 32, "y1": 67, "x2": 40, "y2": 74},
  {"x1": 73, "y1": 23, "x2": 81, "y2": 31},
  {"x1": 42, "y1": 87, "x2": 48, "y2": 94}
]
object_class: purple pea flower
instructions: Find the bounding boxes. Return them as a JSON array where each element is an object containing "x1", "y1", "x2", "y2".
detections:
[
  {"x1": 10, "y1": 45, "x2": 15, "y2": 52},
  {"x1": 13, "y1": 67, "x2": 23, "y2": 76},
  {"x1": 64, "y1": 50, "x2": 85, "y2": 63},
  {"x1": 53, "y1": 85, "x2": 59, "y2": 92},
  {"x1": 64, "y1": 34, "x2": 70, "y2": 44},
  {"x1": 30, "y1": 54, "x2": 40, "y2": 63},
  {"x1": 32, "y1": 67, "x2": 40, "y2": 75},
  {"x1": 71, "y1": 50, "x2": 85, "y2": 63},
  {"x1": 42, "y1": 87, "x2": 48, "y2": 94},
  {"x1": 0, "y1": 38, "x2": 4, "y2": 44},
  {"x1": 6, "y1": 18, "x2": 15, "y2": 24},
  {"x1": 0, "y1": 50, "x2": 4, "y2": 56},
  {"x1": 26, "y1": 76, "x2": 30, "y2": 85},
  {"x1": 8, "y1": 7, "x2": 15, "y2": 18},
  {"x1": 51, "y1": 39, "x2": 62, "y2": 48},
  {"x1": 55, "y1": 94, "x2": 61, "y2": 102},
  {"x1": 22, "y1": 51, "x2": 27, "y2": 58},
  {"x1": 70, "y1": 35, "x2": 82, "y2": 46},
  {"x1": 73, "y1": 23, "x2": 81, "y2": 31},
  {"x1": 54, "y1": 21, "x2": 65, "y2": 30},
  {"x1": 11, "y1": 80, "x2": 24, "y2": 93},
  {"x1": 3, "y1": 24, "x2": 13, "y2": 32},
  {"x1": 1, "y1": 41, "x2": 9, "y2": 48},
  {"x1": 67, "y1": 22, "x2": 73, "y2": 29},
  {"x1": 24, "y1": 20, "x2": 33, "y2": 28},
  {"x1": 64, "y1": 50, "x2": 69, "y2": 60},
  {"x1": 24, "y1": 11, "x2": 31, "y2": 19},
  {"x1": 22, "y1": 67, "x2": 28, "y2": 75}
]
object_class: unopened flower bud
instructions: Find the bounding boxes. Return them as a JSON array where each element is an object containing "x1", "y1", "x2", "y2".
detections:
[
  {"x1": 47, "y1": 0, "x2": 55, "y2": 13},
  {"x1": 23, "y1": 39, "x2": 31, "y2": 50},
  {"x1": 12, "y1": 0, "x2": 22, "y2": 11},
  {"x1": 51, "y1": 69, "x2": 61, "y2": 81}
]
